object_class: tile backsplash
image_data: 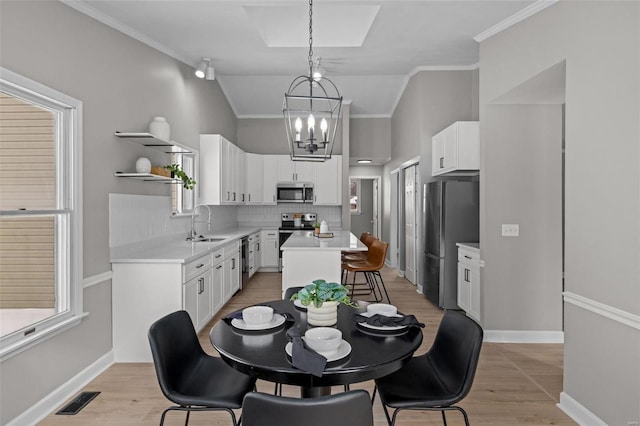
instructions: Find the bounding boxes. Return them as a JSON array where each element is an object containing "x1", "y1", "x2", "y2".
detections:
[{"x1": 109, "y1": 194, "x2": 342, "y2": 247}]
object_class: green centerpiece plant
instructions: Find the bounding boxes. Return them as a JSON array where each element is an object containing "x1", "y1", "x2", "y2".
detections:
[{"x1": 290, "y1": 279, "x2": 356, "y2": 308}]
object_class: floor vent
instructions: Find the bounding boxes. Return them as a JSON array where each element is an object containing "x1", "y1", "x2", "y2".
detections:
[{"x1": 56, "y1": 391, "x2": 100, "y2": 415}]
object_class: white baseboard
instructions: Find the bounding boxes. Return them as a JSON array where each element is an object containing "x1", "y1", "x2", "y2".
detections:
[
  {"x1": 557, "y1": 392, "x2": 607, "y2": 426},
  {"x1": 483, "y1": 330, "x2": 564, "y2": 343},
  {"x1": 7, "y1": 351, "x2": 114, "y2": 426}
]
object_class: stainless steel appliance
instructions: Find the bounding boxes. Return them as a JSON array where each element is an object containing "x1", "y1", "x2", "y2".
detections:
[
  {"x1": 278, "y1": 212, "x2": 317, "y2": 271},
  {"x1": 277, "y1": 183, "x2": 314, "y2": 203},
  {"x1": 422, "y1": 181, "x2": 479, "y2": 309}
]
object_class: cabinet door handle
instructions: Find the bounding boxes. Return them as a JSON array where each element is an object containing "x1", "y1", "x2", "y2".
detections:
[
  {"x1": 242, "y1": 194, "x2": 245, "y2": 202},
  {"x1": 232, "y1": 258, "x2": 235, "y2": 269},
  {"x1": 196, "y1": 263, "x2": 205, "y2": 269},
  {"x1": 465, "y1": 268, "x2": 470, "y2": 282},
  {"x1": 440, "y1": 157, "x2": 444, "y2": 168},
  {"x1": 464, "y1": 255, "x2": 472, "y2": 259},
  {"x1": 248, "y1": 194, "x2": 251, "y2": 202},
  {"x1": 257, "y1": 242, "x2": 260, "y2": 251},
  {"x1": 215, "y1": 254, "x2": 222, "y2": 259},
  {"x1": 233, "y1": 192, "x2": 236, "y2": 201},
  {"x1": 227, "y1": 191, "x2": 230, "y2": 201},
  {"x1": 216, "y1": 265, "x2": 222, "y2": 270}
]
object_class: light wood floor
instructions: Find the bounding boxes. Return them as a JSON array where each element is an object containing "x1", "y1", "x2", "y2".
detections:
[{"x1": 40, "y1": 268, "x2": 575, "y2": 425}]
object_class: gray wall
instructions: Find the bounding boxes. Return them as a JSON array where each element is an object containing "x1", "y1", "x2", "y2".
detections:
[
  {"x1": 237, "y1": 117, "x2": 343, "y2": 155},
  {"x1": 0, "y1": 1, "x2": 237, "y2": 423},
  {"x1": 350, "y1": 117, "x2": 391, "y2": 164},
  {"x1": 483, "y1": 105, "x2": 563, "y2": 331},
  {"x1": 383, "y1": 70, "x2": 477, "y2": 272},
  {"x1": 479, "y1": 1, "x2": 639, "y2": 423},
  {"x1": 351, "y1": 179, "x2": 374, "y2": 238}
]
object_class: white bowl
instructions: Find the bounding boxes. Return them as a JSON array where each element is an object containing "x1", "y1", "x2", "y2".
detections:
[
  {"x1": 242, "y1": 306, "x2": 274, "y2": 325},
  {"x1": 366, "y1": 303, "x2": 398, "y2": 317},
  {"x1": 304, "y1": 327, "x2": 342, "y2": 356}
]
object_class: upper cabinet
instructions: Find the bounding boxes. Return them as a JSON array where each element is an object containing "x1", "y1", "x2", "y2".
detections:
[
  {"x1": 431, "y1": 121, "x2": 479, "y2": 176},
  {"x1": 262, "y1": 155, "x2": 278, "y2": 205},
  {"x1": 313, "y1": 156, "x2": 342, "y2": 205},
  {"x1": 278, "y1": 157, "x2": 314, "y2": 182},
  {"x1": 245, "y1": 153, "x2": 264, "y2": 204},
  {"x1": 200, "y1": 134, "x2": 244, "y2": 205}
]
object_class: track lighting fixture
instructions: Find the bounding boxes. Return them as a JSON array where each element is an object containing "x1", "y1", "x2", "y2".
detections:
[{"x1": 195, "y1": 57, "x2": 215, "y2": 80}]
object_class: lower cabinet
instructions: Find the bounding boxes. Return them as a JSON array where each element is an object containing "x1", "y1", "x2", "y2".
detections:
[
  {"x1": 456, "y1": 244, "x2": 481, "y2": 322},
  {"x1": 261, "y1": 229, "x2": 279, "y2": 270},
  {"x1": 112, "y1": 240, "x2": 239, "y2": 362}
]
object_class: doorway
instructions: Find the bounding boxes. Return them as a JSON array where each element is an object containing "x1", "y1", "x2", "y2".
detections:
[{"x1": 349, "y1": 176, "x2": 382, "y2": 239}]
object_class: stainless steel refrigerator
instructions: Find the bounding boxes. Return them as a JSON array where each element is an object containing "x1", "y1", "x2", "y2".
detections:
[{"x1": 422, "y1": 180, "x2": 479, "y2": 309}]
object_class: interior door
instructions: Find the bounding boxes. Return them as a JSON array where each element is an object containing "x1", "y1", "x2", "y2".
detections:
[{"x1": 404, "y1": 166, "x2": 417, "y2": 284}]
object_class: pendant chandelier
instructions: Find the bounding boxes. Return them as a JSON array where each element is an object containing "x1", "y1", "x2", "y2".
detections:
[{"x1": 283, "y1": 0, "x2": 343, "y2": 162}]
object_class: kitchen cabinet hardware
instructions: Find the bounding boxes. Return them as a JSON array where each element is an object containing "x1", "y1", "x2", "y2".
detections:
[
  {"x1": 196, "y1": 263, "x2": 205, "y2": 269},
  {"x1": 216, "y1": 265, "x2": 223, "y2": 269}
]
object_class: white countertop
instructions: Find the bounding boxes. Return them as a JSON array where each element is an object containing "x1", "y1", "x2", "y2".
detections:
[
  {"x1": 110, "y1": 226, "x2": 261, "y2": 264},
  {"x1": 281, "y1": 230, "x2": 367, "y2": 252}
]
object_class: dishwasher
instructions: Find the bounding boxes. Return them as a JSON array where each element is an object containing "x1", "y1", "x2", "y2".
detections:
[{"x1": 241, "y1": 236, "x2": 249, "y2": 289}]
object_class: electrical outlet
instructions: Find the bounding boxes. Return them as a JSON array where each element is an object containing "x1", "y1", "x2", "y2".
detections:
[
  {"x1": 501, "y1": 224, "x2": 519, "y2": 237},
  {"x1": 627, "y1": 421, "x2": 638, "y2": 426}
]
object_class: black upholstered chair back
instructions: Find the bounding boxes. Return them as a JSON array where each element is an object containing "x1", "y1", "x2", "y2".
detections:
[
  {"x1": 148, "y1": 310, "x2": 204, "y2": 401},
  {"x1": 428, "y1": 310, "x2": 483, "y2": 402},
  {"x1": 242, "y1": 390, "x2": 374, "y2": 426},
  {"x1": 284, "y1": 286, "x2": 304, "y2": 300}
]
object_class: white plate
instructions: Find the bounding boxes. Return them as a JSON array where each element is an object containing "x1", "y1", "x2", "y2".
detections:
[
  {"x1": 285, "y1": 339, "x2": 352, "y2": 362},
  {"x1": 357, "y1": 312, "x2": 407, "y2": 331},
  {"x1": 231, "y1": 313, "x2": 286, "y2": 331},
  {"x1": 293, "y1": 299, "x2": 306, "y2": 309}
]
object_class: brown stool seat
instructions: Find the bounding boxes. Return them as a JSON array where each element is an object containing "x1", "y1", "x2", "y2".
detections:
[{"x1": 342, "y1": 240, "x2": 390, "y2": 304}]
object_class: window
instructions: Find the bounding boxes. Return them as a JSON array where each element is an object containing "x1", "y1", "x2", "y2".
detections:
[
  {"x1": 0, "y1": 68, "x2": 84, "y2": 360},
  {"x1": 350, "y1": 178, "x2": 361, "y2": 214},
  {"x1": 170, "y1": 150, "x2": 197, "y2": 216}
]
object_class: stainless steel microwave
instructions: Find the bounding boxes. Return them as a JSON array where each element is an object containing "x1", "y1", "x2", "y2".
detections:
[{"x1": 276, "y1": 183, "x2": 314, "y2": 203}]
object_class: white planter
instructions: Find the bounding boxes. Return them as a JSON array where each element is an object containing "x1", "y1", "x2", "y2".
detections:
[
  {"x1": 307, "y1": 301, "x2": 338, "y2": 326},
  {"x1": 149, "y1": 116, "x2": 170, "y2": 141}
]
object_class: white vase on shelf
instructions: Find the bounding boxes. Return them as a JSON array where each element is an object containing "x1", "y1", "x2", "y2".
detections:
[
  {"x1": 135, "y1": 157, "x2": 151, "y2": 173},
  {"x1": 149, "y1": 116, "x2": 170, "y2": 141}
]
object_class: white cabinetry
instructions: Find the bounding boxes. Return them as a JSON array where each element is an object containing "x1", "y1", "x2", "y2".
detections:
[
  {"x1": 223, "y1": 241, "x2": 241, "y2": 302},
  {"x1": 278, "y1": 156, "x2": 314, "y2": 182},
  {"x1": 432, "y1": 121, "x2": 479, "y2": 176},
  {"x1": 245, "y1": 153, "x2": 264, "y2": 204},
  {"x1": 457, "y1": 244, "x2": 481, "y2": 322},
  {"x1": 248, "y1": 232, "x2": 261, "y2": 279},
  {"x1": 112, "y1": 240, "x2": 239, "y2": 362},
  {"x1": 262, "y1": 155, "x2": 278, "y2": 205},
  {"x1": 312, "y1": 155, "x2": 342, "y2": 205},
  {"x1": 261, "y1": 229, "x2": 279, "y2": 270},
  {"x1": 200, "y1": 134, "x2": 245, "y2": 205}
]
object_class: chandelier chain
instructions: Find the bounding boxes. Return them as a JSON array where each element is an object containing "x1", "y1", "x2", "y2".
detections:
[{"x1": 308, "y1": 0, "x2": 313, "y2": 76}]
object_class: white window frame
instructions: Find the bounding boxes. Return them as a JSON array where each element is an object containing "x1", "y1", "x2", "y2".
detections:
[
  {"x1": 350, "y1": 178, "x2": 361, "y2": 215},
  {"x1": 0, "y1": 67, "x2": 86, "y2": 361},
  {"x1": 169, "y1": 147, "x2": 198, "y2": 217}
]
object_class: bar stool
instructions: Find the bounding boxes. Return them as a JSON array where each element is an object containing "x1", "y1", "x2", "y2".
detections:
[
  {"x1": 341, "y1": 233, "x2": 376, "y2": 284},
  {"x1": 342, "y1": 240, "x2": 391, "y2": 304}
]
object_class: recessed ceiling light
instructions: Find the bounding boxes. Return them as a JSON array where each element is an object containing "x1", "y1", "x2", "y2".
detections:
[{"x1": 357, "y1": 159, "x2": 372, "y2": 164}]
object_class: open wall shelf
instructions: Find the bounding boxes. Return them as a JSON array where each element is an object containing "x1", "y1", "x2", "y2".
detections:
[
  {"x1": 114, "y1": 132, "x2": 193, "y2": 154},
  {"x1": 114, "y1": 172, "x2": 181, "y2": 183}
]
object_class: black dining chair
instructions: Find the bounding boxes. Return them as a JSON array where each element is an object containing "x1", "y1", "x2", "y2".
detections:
[
  {"x1": 284, "y1": 286, "x2": 304, "y2": 300},
  {"x1": 372, "y1": 310, "x2": 483, "y2": 426},
  {"x1": 241, "y1": 390, "x2": 374, "y2": 426},
  {"x1": 148, "y1": 310, "x2": 257, "y2": 426}
]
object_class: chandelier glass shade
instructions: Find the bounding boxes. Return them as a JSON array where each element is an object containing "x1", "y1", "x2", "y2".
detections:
[{"x1": 283, "y1": 0, "x2": 343, "y2": 162}]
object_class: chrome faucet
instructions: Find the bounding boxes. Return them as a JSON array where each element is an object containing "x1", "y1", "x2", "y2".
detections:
[{"x1": 190, "y1": 204, "x2": 211, "y2": 240}]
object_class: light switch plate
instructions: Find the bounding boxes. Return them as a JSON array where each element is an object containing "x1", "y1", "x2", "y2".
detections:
[{"x1": 502, "y1": 224, "x2": 519, "y2": 237}]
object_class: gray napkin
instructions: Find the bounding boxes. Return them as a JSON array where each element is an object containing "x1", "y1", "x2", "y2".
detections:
[
  {"x1": 286, "y1": 328, "x2": 327, "y2": 377},
  {"x1": 353, "y1": 313, "x2": 425, "y2": 328}
]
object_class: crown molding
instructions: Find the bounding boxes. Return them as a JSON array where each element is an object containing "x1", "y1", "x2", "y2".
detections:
[
  {"x1": 474, "y1": 0, "x2": 558, "y2": 42},
  {"x1": 61, "y1": 1, "x2": 194, "y2": 67}
]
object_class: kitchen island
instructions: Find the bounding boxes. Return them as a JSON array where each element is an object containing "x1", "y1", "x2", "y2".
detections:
[{"x1": 280, "y1": 230, "x2": 367, "y2": 296}]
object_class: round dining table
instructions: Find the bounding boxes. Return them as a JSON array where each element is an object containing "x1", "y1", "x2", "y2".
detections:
[{"x1": 210, "y1": 299, "x2": 423, "y2": 397}]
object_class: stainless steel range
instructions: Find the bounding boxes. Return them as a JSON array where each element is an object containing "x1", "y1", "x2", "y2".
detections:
[{"x1": 278, "y1": 212, "x2": 316, "y2": 271}]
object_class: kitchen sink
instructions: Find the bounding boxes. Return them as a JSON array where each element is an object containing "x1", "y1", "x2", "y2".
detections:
[{"x1": 187, "y1": 236, "x2": 227, "y2": 243}]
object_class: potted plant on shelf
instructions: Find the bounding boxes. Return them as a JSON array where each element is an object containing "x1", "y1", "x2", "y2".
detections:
[
  {"x1": 164, "y1": 163, "x2": 196, "y2": 190},
  {"x1": 290, "y1": 279, "x2": 356, "y2": 326},
  {"x1": 312, "y1": 222, "x2": 321, "y2": 235}
]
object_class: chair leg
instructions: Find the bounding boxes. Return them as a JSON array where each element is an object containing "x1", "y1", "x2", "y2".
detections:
[
  {"x1": 370, "y1": 385, "x2": 377, "y2": 405},
  {"x1": 374, "y1": 270, "x2": 392, "y2": 304},
  {"x1": 441, "y1": 410, "x2": 447, "y2": 426},
  {"x1": 184, "y1": 409, "x2": 190, "y2": 426}
]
